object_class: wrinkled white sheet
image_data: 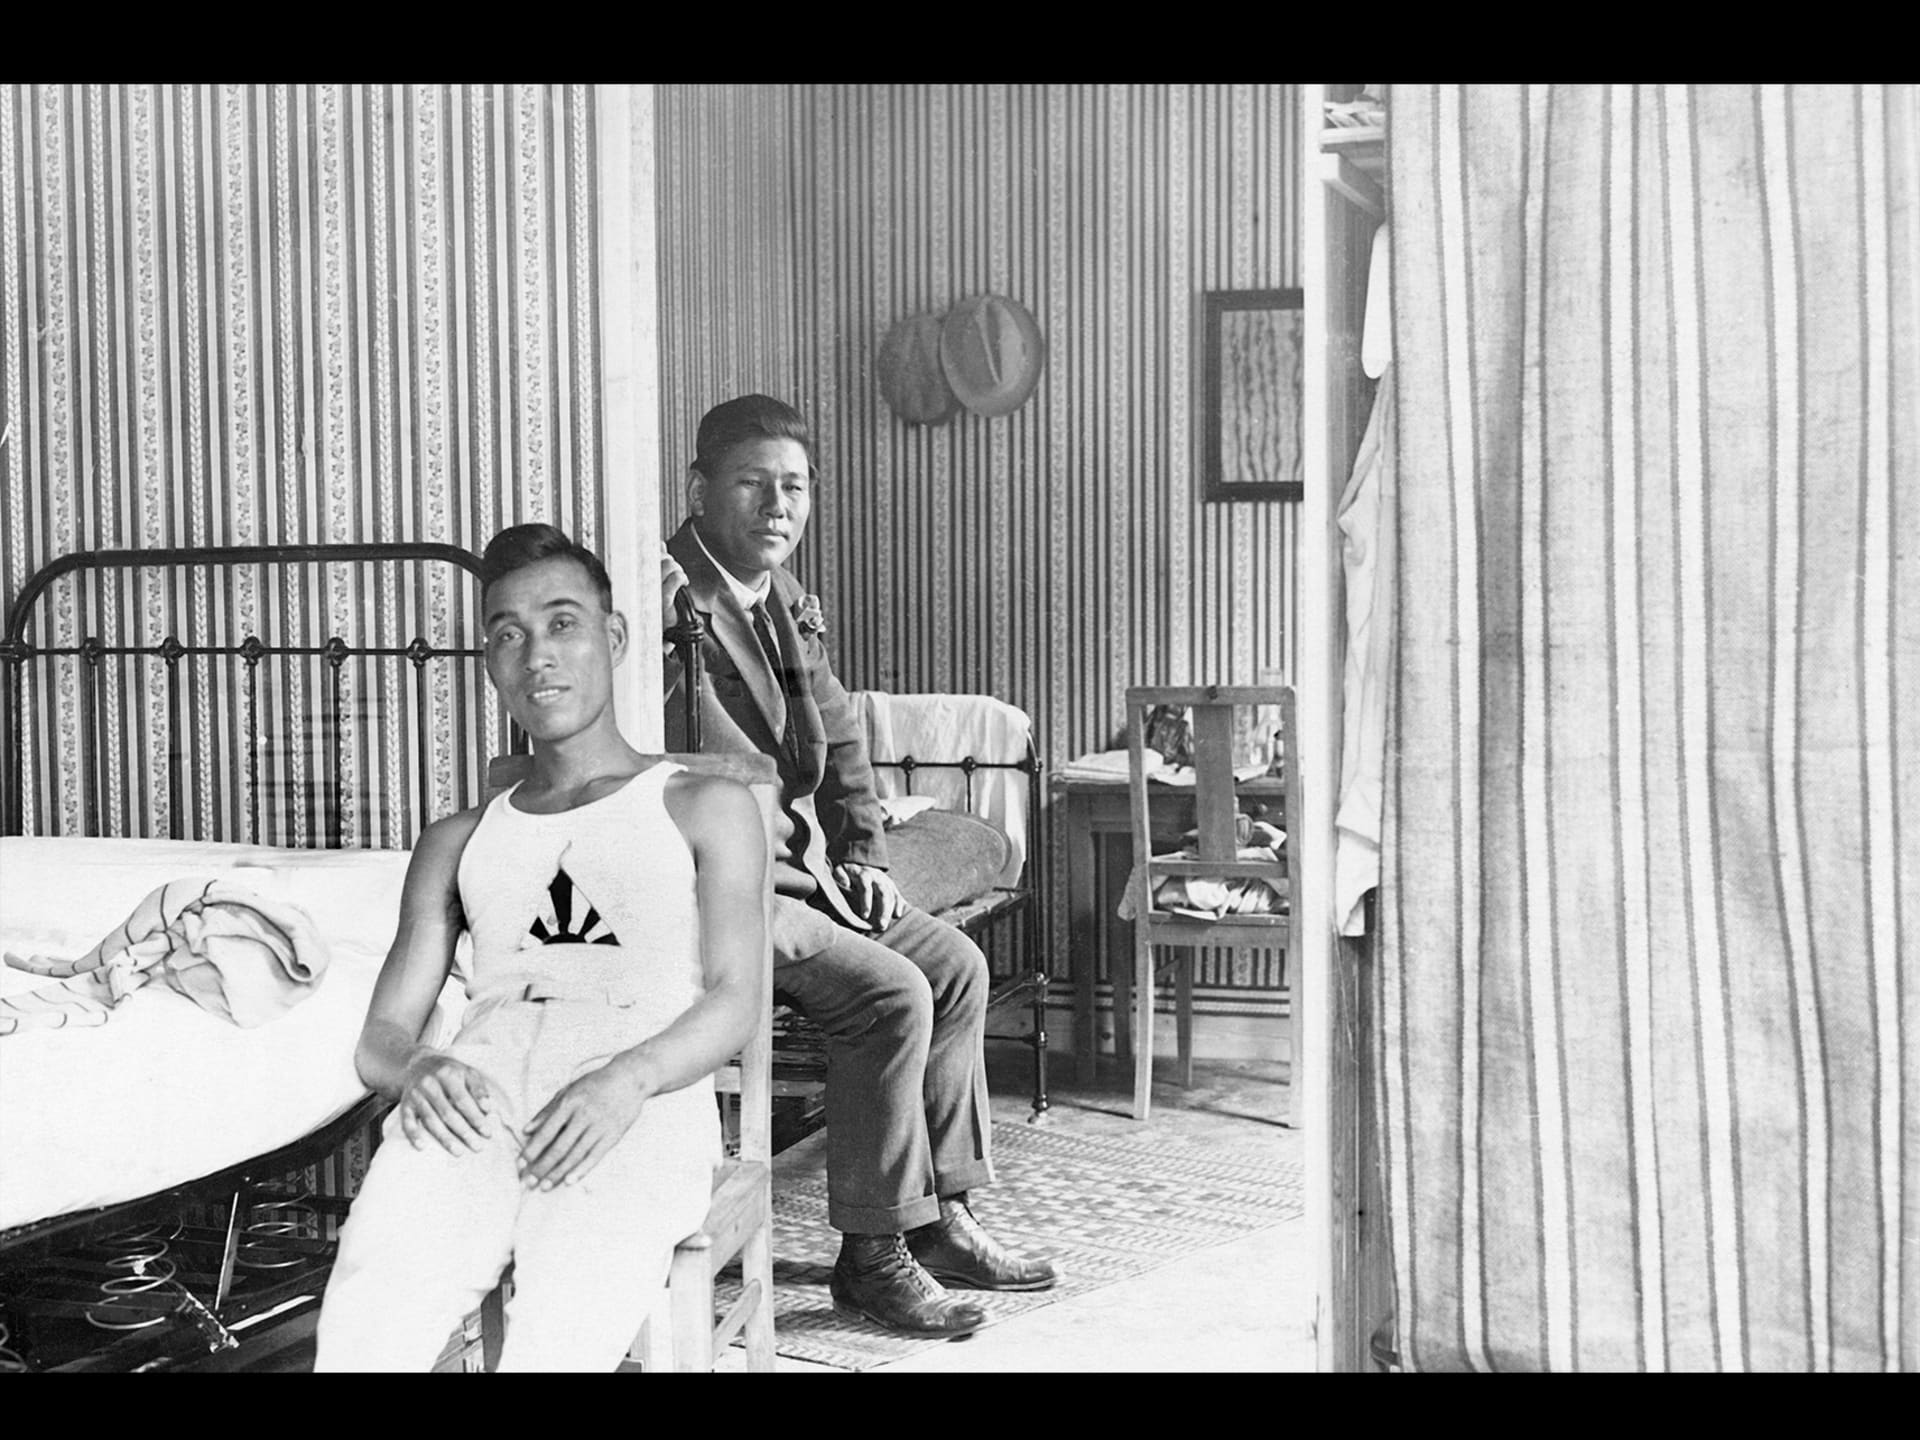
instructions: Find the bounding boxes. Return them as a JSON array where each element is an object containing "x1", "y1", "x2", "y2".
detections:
[{"x1": 0, "y1": 837, "x2": 449, "y2": 1233}]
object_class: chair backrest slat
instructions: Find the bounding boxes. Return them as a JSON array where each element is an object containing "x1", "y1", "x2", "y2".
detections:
[
  {"x1": 1189, "y1": 702, "x2": 1239, "y2": 864},
  {"x1": 1123, "y1": 682, "x2": 1294, "y2": 902}
]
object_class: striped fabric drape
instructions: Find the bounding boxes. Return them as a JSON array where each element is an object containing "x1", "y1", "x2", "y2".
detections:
[
  {"x1": 0, "y1": 85, "x2": 605, "y2": 846},
  {"x1": 1380, "y1": 84, "x2": 1918, "y2": 1371}
]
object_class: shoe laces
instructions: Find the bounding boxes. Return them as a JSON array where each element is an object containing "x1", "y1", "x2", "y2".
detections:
[{"x1": 860, "y1": 1232, "x2": 945, "y2": 1301}]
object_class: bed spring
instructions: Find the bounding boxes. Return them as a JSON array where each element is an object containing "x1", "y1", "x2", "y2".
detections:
[
  {"x1": 0, "y1": 1177, "x2": 360, "y2": 1369},
  {"x1": 0, "y1": 1215, "x2": 242, "y2": 1355}
]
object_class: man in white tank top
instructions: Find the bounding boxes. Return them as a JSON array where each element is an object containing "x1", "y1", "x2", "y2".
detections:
[
  {"x1": 663, "y1": 397, "x2": 1059, "y2": 1337},
  {"x1": 313, "y1": 526, "x2": 770, "y2": 1372}
]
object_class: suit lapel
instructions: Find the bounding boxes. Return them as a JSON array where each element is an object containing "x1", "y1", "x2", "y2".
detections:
[
  {"x1": 673, "y1": 524, "x2": 788, "y2": 744},
  {"x1": 666, "y1": 523, "x2": 862, "y2": 932}
]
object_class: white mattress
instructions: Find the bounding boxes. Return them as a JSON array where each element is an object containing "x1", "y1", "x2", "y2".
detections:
[{"x1": 0, "y1": 836, "x2": 439, "y2": 1233}]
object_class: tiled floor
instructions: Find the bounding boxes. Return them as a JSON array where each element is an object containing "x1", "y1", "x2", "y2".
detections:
[{"x1": 719, "y1": 1045, "x2": 1311, "y2": 1374}]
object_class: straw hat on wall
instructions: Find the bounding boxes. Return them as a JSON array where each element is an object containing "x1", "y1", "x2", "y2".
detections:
[
  {"x1": 876, "y1": 311, "x2": 959, "y2": 425},
  {"x1": 939, "y1": 294, "x2": 1046, "y2": 418}
]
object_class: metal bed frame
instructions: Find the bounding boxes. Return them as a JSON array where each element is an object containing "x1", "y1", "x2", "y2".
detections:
[
  {"x1": 2, "y1": 541, "x2": 512, "y2": 843},
  {"x1": 0, "y1": 541, "x2": 506, "y2": 1372}
]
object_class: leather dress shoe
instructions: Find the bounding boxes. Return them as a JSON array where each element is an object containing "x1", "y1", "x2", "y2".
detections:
[
  {"x1": 907, "y1": 1196, "x2": 1061, "y2": 1291},
  {"x1": 830, "y1": 1232, "x2": 990, "y2": 1336}
]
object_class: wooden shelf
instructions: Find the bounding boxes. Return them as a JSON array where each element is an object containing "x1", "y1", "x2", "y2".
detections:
[
  {"x1": 1316, "y1": 121, "x2": 1386, "y2": 219},
  {"x1": 1320, "y1": 123, "x2": 1384, "y2": 175}
]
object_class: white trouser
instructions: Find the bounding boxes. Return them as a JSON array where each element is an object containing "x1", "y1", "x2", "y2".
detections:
[{"x1": 313, "y1": 991, "x2": 717, "y2": 1373}]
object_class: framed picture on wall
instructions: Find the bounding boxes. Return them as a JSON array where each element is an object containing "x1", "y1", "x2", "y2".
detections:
[{"x1": 1202, "y1": 288, "x2": 1305, "y2": 502}]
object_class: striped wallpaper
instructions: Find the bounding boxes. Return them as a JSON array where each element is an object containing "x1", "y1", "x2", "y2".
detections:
[
  {"x1": 0, "y1": 84, "x2": 606, "y2": 846},
  {"x1": 654, "y1": 84, "x2": 799, "y2": 510},
  {"x1": 654, "y1": 84, "x2": 1301, "y2": 1009}
]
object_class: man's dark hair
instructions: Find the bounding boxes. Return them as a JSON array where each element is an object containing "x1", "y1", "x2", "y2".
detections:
[
  {"x1": 692, "y1": 394, "x2": 816, "y2": 480},
  {"x1": 479, "y1": 523, "x2": 613, "y2": 612}
]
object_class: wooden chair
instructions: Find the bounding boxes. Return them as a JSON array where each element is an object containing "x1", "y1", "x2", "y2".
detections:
[
  {"x1": 484, "y1": 751, "x2": 778, "y2": 1373},
  {"x1": 1123, "y1": 686, "x2": 1301, "y2": 1123}
]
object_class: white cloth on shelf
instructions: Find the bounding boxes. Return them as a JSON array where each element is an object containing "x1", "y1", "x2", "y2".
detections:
[
  {"x1": 1363, "y1": 224, "x2": 1392, "y2": 379},
  {"x1": 1334, "y1": 365, "x2": 1397, "y2": 935}
]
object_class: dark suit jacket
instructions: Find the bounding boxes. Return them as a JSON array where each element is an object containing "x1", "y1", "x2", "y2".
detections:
[{"x1": 664, "y1": 520, "x2": 890, "y2": 956}]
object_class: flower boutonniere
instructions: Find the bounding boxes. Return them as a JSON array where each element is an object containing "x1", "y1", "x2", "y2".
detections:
[{"x1": 792, "y1": 594, "x2": 827, "y2": 640}]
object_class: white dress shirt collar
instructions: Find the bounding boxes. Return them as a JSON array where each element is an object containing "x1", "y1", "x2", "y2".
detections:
[{"x1": 690, "y1": 523, "x2": 773, "y2": 612}]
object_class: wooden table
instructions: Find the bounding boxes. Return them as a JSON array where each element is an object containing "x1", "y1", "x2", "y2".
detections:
[{"x1": 1053, "y1": 771, "x2": 1288, "y2": 1083}]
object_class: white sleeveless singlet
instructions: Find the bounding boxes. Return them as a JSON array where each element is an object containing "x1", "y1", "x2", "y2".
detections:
[{"x1": 444, "y1": 761, "x2": 717, "y2": 1163}]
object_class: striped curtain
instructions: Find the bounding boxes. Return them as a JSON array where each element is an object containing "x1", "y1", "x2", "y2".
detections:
[{"x1": 1380, "y1": 85, "x2": 1917, "y2": 1371}]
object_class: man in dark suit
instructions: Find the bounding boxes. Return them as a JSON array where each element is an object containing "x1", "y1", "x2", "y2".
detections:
[{"x1": 662, "y1": 395, "x2": 1057, "y2": 1336}]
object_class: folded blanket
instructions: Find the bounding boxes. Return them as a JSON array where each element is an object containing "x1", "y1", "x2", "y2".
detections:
[
  {"x1": 883, "y1": 809, "x2": 1016, "y2": 915},
  {"x1": 1, "y1": 877, "x2": 330, "y2": 1036}
]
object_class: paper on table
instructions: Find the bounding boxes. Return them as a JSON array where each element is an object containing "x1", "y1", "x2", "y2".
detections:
[
  {"x1": 1059, "y1": 749, "x2": 1164, "y2": 780},
  {"x1": 1148, "y1": 763, "x2": 1270, "y2": 787}
]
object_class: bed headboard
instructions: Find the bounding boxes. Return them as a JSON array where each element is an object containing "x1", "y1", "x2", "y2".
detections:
[{"x1": 0, "y1": 543, "x2": 523, "y2": 849}]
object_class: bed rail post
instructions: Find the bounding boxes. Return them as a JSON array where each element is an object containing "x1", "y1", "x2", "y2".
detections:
[
  {"x1": 406, "y1": 637, "x2": 432, "y2": 831},
  {"x1": 241, "y1": 636, "x2": 265, "y2": 844},
  {"x1": 666, "y1": 587, "x2": 705, "y2": 752},
  {"x1": 1026, "y1": 740, "x2": 1049, "y2": 1120},
  {"x1": 324, "y1": 637, "x2": 348, "y2": 849},
  {"x1": 161, "y1": 637, "x2": 186, "y2": 840},
  {"x1": 0, "y1": 634, "x2": 26, "y2": 836},
  {"x1": 79, "y1": 637, "x2": 104, "y2": 835}
]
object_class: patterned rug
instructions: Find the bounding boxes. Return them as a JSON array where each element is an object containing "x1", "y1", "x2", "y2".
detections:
[{"x1": 719, "y1": 1121, "x2": 1305, "y2": 1371}]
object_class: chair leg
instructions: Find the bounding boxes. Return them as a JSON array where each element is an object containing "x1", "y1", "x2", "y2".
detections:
[
  {"x1": 1175, "y1": 946, "x2": 1194, "y2": 1090},
  {"x1": 1132, "y1": 924, "x2": 1155, "y2": 1122},
  {"x1": 741, "y1": 1219, "x2": 776, "y2": 1372},
  {"x1": 1287, "y1": 946, "x2": 1302, "y2": 1128},
  {"x1": 479, "y1": 1277, "x2": 508, "y2": 1372},
  {"x1": 1028, "y1": 965, "x2": 1051, "y2": 1124},
  {"x1": 668, "y1": 1246, "x2": 716, "y2": 1373},
  {"x1": 1111, "y1": 877, "x2": 1134, "y2": 1072},
  {"x1": 628, "y1": 1290, "x2": 673, "y2": 1372}
]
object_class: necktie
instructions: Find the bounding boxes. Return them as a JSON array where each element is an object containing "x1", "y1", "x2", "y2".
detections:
[
  {"x1": 750, "y1": 600, "x2": 784, "y2": 675},
  {"x1": 751, "y1": 602, "x2": 801, "y2": 766}
]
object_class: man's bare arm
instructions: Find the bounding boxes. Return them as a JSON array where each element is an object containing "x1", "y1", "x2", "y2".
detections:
[{"x1": 355, "y1": 810, "x2": 494, "y2": 1154}]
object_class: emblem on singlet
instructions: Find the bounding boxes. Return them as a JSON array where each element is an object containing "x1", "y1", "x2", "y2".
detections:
[{"x1": 528, "y1": 866, "x2": 621, "y2": 946}]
